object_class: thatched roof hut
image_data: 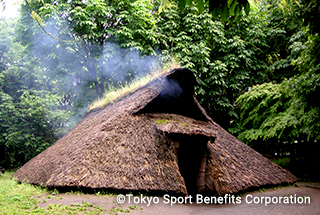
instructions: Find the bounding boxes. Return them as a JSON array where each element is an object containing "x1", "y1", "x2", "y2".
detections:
[{"x1": 13, "y1": 68, "x2": 297, "y2": 196}]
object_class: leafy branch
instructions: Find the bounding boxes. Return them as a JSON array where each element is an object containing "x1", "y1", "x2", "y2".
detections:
[
  {"x1": 25, "y1": 0, "x2": 85, "y2": 43},
  {"x1": 159, "y1": 0, "x2": 251, "y2": 22}
]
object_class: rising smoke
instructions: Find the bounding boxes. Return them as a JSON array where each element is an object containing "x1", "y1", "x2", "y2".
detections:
[{"x1": 25, "y1": 15, "x2": 161, "y2": 137}]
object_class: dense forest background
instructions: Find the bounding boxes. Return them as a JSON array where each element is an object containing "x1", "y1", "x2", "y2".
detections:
[{"x1": 0, "y1": 0, "x2": 319, "y2": 180}]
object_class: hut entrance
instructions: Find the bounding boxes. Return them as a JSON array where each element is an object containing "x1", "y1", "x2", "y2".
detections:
[{"x1": 169, "y1": 134, "x2": 210, "y2": 195}]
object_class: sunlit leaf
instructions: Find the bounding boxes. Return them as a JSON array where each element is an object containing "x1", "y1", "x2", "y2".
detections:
[
  {"x1": 159, "y1": 0, "x2": 172, "y2": 13},
  {"x1": 31, "y1": 10, "x2": 46, "y2": 27},
  {"x1": 229, "y1": 0, "x2": 238, "y2": 15}
]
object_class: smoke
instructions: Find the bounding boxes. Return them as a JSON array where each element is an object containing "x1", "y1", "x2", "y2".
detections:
[
  {"x1": 25, "y1": 16, "x2": 160, "y2": 137},
  {"x1": 100, "y1": 42, "x2": 159, "y2": 83},
  {"x1": 160, "y1": 78, "x2": 183, "y2": 100},
  {"x1": 160, "y1": 68, "x2": 196, "y2": 100}
]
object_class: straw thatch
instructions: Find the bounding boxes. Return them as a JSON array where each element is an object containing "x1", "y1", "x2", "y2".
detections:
[{"x1": 13, "y1": 68, "x2": 297, "y2": 196}]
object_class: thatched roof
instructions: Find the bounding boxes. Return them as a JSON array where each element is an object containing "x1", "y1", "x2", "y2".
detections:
[{"x1": 13, "y1": 68, "x2": 297, "y2": 196}]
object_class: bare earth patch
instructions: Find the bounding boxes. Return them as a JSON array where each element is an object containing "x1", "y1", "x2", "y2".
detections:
[{"x1": 33, "y1": 183, "x2": 320, "y2": 215}]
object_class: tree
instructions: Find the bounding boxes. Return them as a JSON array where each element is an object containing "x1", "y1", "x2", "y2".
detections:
[
  {"x1": 23, "y1": 0, "x2": 159, "y2": 95},
  {"x1": 1, "y1": 0, "x2": 250, "y2": 23},
  {"x1": 0, "y1": 18, "x2": 70, "y2": 168},
  {"x1": 235, "y1": 72, "x2": 320, "y2": 179},
  {"x1": 155, "y1": 0, "x2": 305, "y2": 129},
  {"x1": 12, "y1": 0, "x2": 161, "y2": 134},
  {"x1": 235, "y1": 0, "x2": 320, "y2": 180},
  {"x1": 160, "y1": 0, "x2": 250, "y2": 22},
  {"x1": 236, "y1": 73, "x2": 320, "y2": 145},
  {"x1": 236, "y1": 0, "x2": 319, "y2": 145},
  {"x1": 0, "y1": 90, "x2": 62, "y2": 168}
]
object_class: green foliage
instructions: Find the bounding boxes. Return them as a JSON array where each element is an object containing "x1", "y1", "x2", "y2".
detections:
[
  {"x1": 155, "y1": 0, "x2": 299, "y2": 128},
  {"x1": 26, "y1": 0, "x2": 160, "y2": 97},
  {"x1": 235, "y1": 0, "x2": 320, "y2": 147},
  {"x1": 159, "y1": 0, "x2": 250, "y2": 22},
  {"x1": 0, "y1": 18, "x2": 70, "y2": 168},
  {"x1": 0, "y1": 89, "x2": 65, "y2": 168},
  {"x1": 233, "y1": 0, "x2": 320, "y2": 180},
  {"x1": 292, "y1": 32, "x2": 320, "y2": 73},
  {"x1": 298, "y1": 0, "x2": 320, "y2": 35},
  {"x1": 237, "y1": 73, "x2": 320, "y2": 143},
  {"x1": 108, "y1": 0, "x2": 159, "y2": 55},
  {"x1": 155, "y1": 4, "x2": 232, "y2": 127},
  {"x1": 23, "y1": 0, "x2": 309, "y2": 131},
  {"x1": 20, "y1": 0, "x2": 307, "y2": 132},
  {"x1": 1, "y1": 0, "x2": 163, "y2": 168},
  {"x1": 236, "y1": 72, "x2": 320, "y2": 180}
]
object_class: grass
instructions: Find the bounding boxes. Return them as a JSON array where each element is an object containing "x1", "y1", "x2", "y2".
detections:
[
  {"x1": 1, "y1": 172, "x2": 140, "y2": 214},
  {"x1": 89, "y1": 61, "x2": 180, "y2": 111},
  {"x1": 155, "y1": 119, "x2": 171, "y2": 124},
  {"x1": 89, "y1": 74, "x2": 156, "y2": 110},
  {"x1": 0, "y1": 171, "x2": 43, "y2": 214},
  {"x1": 0, "y1": 172, "x2": 103, "y2": 214},
  {"x1": 155, "y1": 119, "x2": 190, "y2": 129},
  {"x1": 94, "y1": 190, "x2": 117, "y2": 197}
]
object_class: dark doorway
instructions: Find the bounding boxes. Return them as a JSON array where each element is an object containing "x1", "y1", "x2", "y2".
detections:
[{"x1": 168, "y1": 134, "x2": 210, "y2": 195}]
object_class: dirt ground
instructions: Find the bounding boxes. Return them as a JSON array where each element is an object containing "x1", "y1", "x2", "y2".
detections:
[{"x1": 34, "y1": 182, "x2": 320, "y2": 215}]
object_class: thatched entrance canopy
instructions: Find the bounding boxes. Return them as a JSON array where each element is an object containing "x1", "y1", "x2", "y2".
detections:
[{"x1": 13, "y1": 68, "x2": 297, "y2": 196}]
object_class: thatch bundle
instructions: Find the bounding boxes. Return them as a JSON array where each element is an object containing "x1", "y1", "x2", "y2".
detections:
[{"x1": 13, "y1": 68, "x2": 297, "y2": 196}]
